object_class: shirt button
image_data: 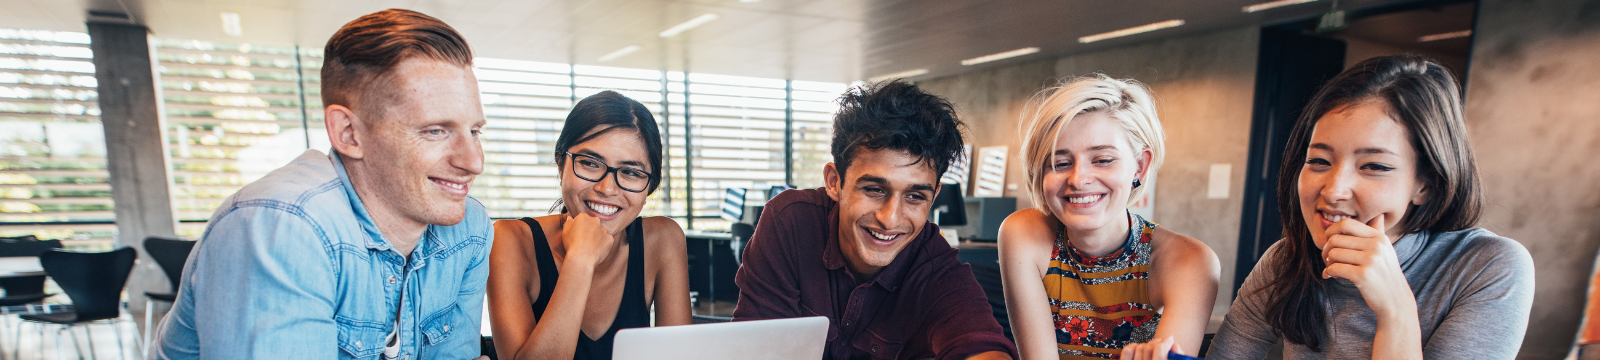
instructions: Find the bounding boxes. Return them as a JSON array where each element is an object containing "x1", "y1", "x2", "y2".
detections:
[
  {"x1": 388, "y1": 276, "x2": 397, "y2": 284},
  {"x1": 443, "y1": 325, "x2": 450, "y2": 332},
  {"x1": 354, "y1": 340, "x2": 362, "y2": 348},
  {"x1": 872, "y1": 345, "x2": 879, "y2": 352},
  {"x1": 843, "y1": 320, "x2": 852, "y2": 326}
]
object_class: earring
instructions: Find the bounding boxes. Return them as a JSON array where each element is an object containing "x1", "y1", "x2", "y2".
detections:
[{"x1": 1133, "y1": 178, "x2": 1142, "y2": 188}]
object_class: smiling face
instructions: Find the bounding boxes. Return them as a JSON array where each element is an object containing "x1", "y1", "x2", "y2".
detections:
[
  {"x1": 823, "y1": 148, "x2": 940, "y2": 278},
  {"x1": 559, "y1": 127, "x2": 652, "y2": 233},
  {"x1": 357, "y1": 59, "x2": 485, "y2": 226},
  {"x1": 1041, "y1": 111, "x2": 1150, "y2": 232},
  {"x1": 1298, "y1": 100, "x2": 1427, "y2": 248}
]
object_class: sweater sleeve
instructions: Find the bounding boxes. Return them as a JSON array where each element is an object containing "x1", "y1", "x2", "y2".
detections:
[
  {"x1": 1418, "y1": 235, "x2": 1535, "y2": 359},
  {"x1": 1207, "y1": 241, "x2": 1287, "y2": 360}
]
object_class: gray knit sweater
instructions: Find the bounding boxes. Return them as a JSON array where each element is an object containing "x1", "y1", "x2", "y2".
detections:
[{"x1": 1209, "y1": 228, "x2": 1535, "y2": 359}]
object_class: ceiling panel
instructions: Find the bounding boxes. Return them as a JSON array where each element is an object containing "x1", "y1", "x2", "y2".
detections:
[{"x1": 2, "y1": 0, "x2": 1451, "y2": 83}]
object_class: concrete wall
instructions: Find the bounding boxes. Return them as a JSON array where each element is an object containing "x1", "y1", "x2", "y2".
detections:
[
  {"x1": 1463, "y1": 0, "x2": 1600, "y2": 358},
  {"x1": 918, "y1": 27, "x2": 1260, "y2": 318}
]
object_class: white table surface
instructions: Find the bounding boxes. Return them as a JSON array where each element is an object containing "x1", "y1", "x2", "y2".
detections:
[{"x1": 0, "y1": 257, "x2": 44, "y2": 277}]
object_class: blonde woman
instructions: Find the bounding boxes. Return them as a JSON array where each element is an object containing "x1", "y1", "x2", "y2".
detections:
[{"x1": 998, "y1": 76, "x2": 1220, "y2": 360}]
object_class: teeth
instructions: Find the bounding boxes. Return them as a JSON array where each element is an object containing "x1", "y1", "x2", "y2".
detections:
[
  {"x1": 868, "y1": 230, "x2": 895, "y2": 241},
  {"x1": 1322, "y1": 213, "x2": 1349, "y2": 223},
  {"x1": 1067, "y1": 194, "x2": 1103, "y2": 204},
  {"x1": 436, "y1": 179, "x2": 464, "y2": 190},
  {"x1": 586, "y1": 201, "x2": 619, "y2": 215}
]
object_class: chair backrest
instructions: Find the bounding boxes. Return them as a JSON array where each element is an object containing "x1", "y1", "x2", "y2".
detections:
[
  {"x1": 0, "y1": 235, "x2": 39, "y2": 242},
  {"x1": 39, "y1": 247, "x2": 137, "y2": 322},
  {"x1": 0, "y1": 274, "x2": 47, "y2": 296},
  {"x1": 731, "y1": 222, "x2": 755, "y2": 262},
  {"x1": 0, "y1": 239, "x2": 62, "y2": 258},
  {"x1": 144, "y1": 236, "x2": 196, "y2": 292}
]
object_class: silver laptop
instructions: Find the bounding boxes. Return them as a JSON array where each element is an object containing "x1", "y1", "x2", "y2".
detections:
[{"x1": 613, "y1": 316, "x2": 829, "y2": 360}]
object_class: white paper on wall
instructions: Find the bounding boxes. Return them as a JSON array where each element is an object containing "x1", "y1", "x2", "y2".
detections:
[{"x1": 974, "y1": 145, "x2": 1007, "y2": 197}]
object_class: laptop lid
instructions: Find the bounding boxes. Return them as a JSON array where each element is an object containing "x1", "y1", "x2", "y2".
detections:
[{"x1": 613, "y1": 316, "x2": 829, "y2": 360}]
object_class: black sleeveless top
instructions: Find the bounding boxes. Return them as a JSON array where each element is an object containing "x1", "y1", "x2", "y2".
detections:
[{"x1": 521, "y1": 217, "x2": 649, "y2": 360}]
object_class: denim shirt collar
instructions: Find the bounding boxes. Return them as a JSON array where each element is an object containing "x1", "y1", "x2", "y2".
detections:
[{"x1": 328, "y1": 150, "x2": 434, "y2": 259}]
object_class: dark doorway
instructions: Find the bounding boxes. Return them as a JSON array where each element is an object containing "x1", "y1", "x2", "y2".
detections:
[{"x1": 1232, "y1": 0, "x2": 1478, "y2": 294}]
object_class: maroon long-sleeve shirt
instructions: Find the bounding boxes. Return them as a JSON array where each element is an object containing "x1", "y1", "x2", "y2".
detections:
[{"x1": 733, "y1": 188, "x2": 1017, "y2": 360}]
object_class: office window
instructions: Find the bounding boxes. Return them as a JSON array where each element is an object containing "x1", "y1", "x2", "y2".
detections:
[
  {"x1": 789, "y1": 80, "x2": 847, "y2": 189},
  {"x1": 154, "y1": 39, "x2": 324, "y2": 237},
  {"x1": 471, "y1": 58, "x2": 573, "y2": 219},
  {"x1": 0, "y1": 28, "x2": 114, "y2": 243},
  {"x1": 679, "y1": 73, "x2": 787, "y2": 230}
]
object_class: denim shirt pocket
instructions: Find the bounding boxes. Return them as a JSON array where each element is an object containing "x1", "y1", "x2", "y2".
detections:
[
  {"x1": 420, "y1": 304, "x2": 459, "y2": 346},
  {"x1": 336, "y1": 316, "x2": 388, "y2": 358}
]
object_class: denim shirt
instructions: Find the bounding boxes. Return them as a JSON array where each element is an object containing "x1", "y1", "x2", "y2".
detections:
[{"x1": 151, "y1": 150, "x2": 492, "y2": 360}]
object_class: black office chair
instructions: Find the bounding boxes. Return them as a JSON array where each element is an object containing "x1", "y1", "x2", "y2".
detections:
[
  {"x1": 20, "y1": 247, "x2": 137, "y2": 360},
  {"x1": 0, "y1": 239, "x2": 62, "y2": 307},
  {"x1": 142, "y1": 236, "x2": 195, "y2": 354},
  {"x1": 481, "y1": 336, "x2": 498, "y2": 360},
  {"x1": 0, "y1": 235, "x2": 39, "y2": 243},
  {"x1": 729, "y1": 222, "x2": 755, "y2": 264}
]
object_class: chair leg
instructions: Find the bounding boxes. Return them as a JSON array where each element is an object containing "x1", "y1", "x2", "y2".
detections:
[
  {"x1": 142, "y1": 301, "x2": 152, "y2": 357},
  {"x1": 110, "y1": 321, "x2": 126, "y2": 360},
  {"x1": 81, "y1": 326, "x2": 96, "y2": 360},
  {"x1": 55, "y1": 327, "x2": 66, "y2": 360}
]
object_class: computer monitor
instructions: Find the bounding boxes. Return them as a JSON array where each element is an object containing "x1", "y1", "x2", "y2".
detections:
[
  {"x1": 767, "y1": 185, "x2": 793, "y2": 201},
  {"x1": 931, "y1": 183, "x2": 966, "y2": 226},
  {"x1": 720, "y1": 188, "x2": 747, "y2": 222}
]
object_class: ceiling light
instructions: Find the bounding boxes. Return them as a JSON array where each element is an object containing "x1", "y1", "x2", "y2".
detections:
[
  {"x1": 1418, "y1": 30, "x2": 1472, "y2": 42},
  {"x1": 598, "y1": 45, "x2": 642, "y2": 62},
  {"x1": 868, "y1": 69, "x2": 929, "y2": 82},
  {"x1": 1242, "y1": 0, "x2": 1319, "y2": 13},
  {"x1": 1078, "y1": 20, "x2": 1185, "y2": 43},
  {"x1": 960, "y1": 47, "x2": 1040, "y2": 66},
  {"x1": 220, "y1": 12, "x2": 242, "y2": 37},
  {"x1": 659, "y1": 13, "x2": 721, "y2": 38}
]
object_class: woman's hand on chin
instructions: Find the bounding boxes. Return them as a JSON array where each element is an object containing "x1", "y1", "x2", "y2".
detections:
[
  {"x1": 563, "y1": 212, "x2": 622, "y2": 266},
  {"x1": 1320, "y1": 214, "x2": 1417, "y2": 319}
]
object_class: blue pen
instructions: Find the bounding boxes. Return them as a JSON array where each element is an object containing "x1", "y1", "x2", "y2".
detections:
[{"x1": 1167, "y1": 352, "x2": 1205, "y2": 360}]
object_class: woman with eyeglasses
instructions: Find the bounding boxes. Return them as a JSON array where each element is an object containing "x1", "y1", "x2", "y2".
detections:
[{"x1": 487, "y1": 91, "x2": 691, "y2": 360}]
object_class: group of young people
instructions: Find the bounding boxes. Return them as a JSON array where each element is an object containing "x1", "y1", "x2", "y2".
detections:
[{"x1": 143, "y1": 8, "x2": 1534, "y2": 360}]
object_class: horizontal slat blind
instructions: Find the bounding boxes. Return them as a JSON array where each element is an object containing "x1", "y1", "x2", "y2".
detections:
[
  {"x1": 0, "y1": 28, "x2": 116, "y2": 244},
  {"x1": 154, "y1": 39, "x2": 324, "y2": 238}
]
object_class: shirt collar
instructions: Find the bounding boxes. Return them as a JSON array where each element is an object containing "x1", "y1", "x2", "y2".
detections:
[
  {"x1": 329, "y1": 150, "x2": 431, "y2": 256},
  {"x1": 1393, "y1": 230, "x2": 1430, "y2": 269},
  {"x1": 819, "y1": 193, "x2": 926, "y2": 292}
]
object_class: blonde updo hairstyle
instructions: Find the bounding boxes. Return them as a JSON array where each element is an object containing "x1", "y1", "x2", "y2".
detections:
[{"x1": 1019, "y1": 75, "x2": 1166, "y2": 213}]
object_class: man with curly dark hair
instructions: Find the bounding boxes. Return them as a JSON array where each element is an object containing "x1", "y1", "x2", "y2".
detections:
[{"x1": 734, "y1": 80, "x2": 1017, "y2": 360}]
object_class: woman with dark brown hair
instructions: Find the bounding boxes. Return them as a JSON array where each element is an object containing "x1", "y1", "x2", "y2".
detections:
[{"x1": 1208, "y1": 55, "x2": 1534, "y2": 359}]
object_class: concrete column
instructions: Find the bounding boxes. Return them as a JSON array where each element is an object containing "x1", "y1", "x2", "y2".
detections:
[{"x1": 87, "y1": 20, "x2": 177, "y2": 319}]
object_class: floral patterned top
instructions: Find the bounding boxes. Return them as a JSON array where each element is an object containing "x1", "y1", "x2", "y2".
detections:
[{"x1": 1045, "y1": 213, "x2": 1160, "y2": 359}]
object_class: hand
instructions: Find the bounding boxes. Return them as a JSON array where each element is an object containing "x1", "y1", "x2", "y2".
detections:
[
  {"x1": 1120, "y1": 336, "x2": 1184, "y2": 360},
  {"x1": 562, "y1": 212, "x2": 623, "y2": 266},
  {"x1": 1320, "y1": 214, "x2": 1416, "y2": 318}
]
